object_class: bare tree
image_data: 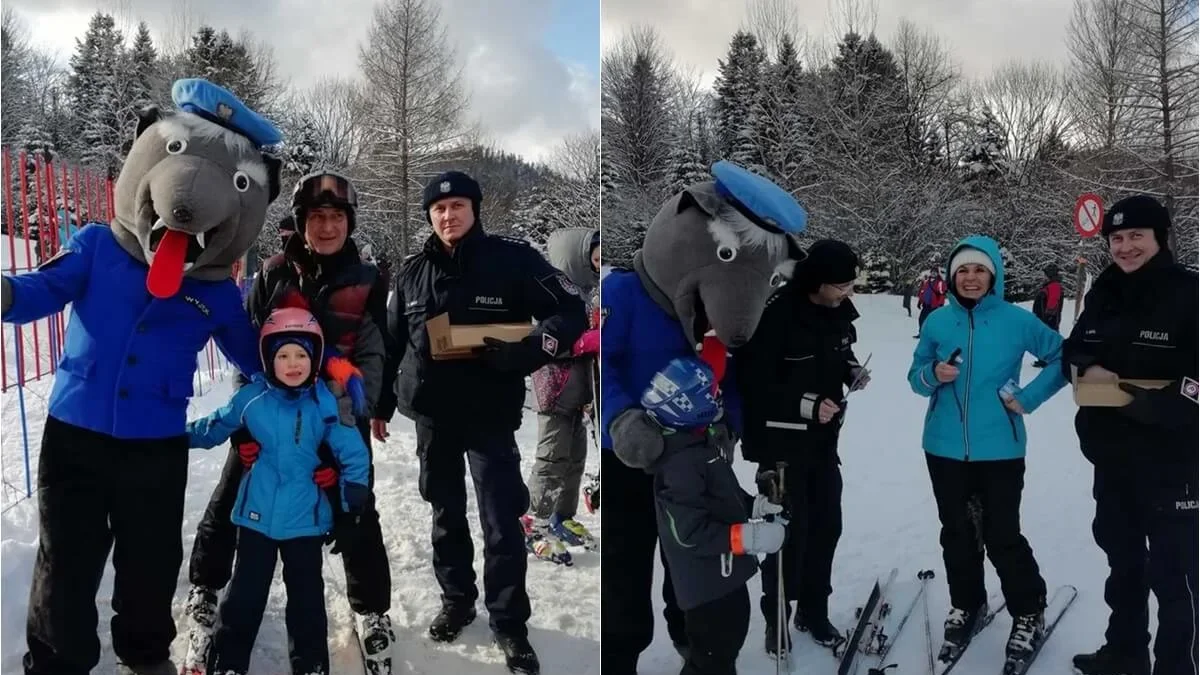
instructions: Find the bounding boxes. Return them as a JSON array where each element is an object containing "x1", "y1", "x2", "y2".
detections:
[
  {"x1": 891, "y1": 20, "x2": 960, "y2": 166},
  {"x1": 829, "y1": 0, "x2": 879, "y2": 40},
  {"x1": 977, "y1": 62, "x2": 1073, "y2": 171},
  {"x1": 299, "y1": 77, "x2": 369, "y2": 169},
  {"x1": 550, "y1": 130, "x2": 600, "y2": 183},
  {"x1": 1066, "y1": 0, "x2": 1140, "y2": 151},
  {"x1": 744, "y1": 0, "x2": 802, "y2": 57},
  {"x1": 357, "y1": 0, "x2": 472, "y2": 259}
]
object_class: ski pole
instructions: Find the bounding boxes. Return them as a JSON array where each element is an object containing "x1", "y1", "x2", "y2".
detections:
[
  {"x1": 775, "y1": 461, "x2": 788, "y2": 675},
  {"x1": 920, "y1": 569, "x2": 936, "y2": 675}
]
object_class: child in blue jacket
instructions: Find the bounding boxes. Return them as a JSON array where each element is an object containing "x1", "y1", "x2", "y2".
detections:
[
  {"x1": 187, "y1": 307, "x2": 371, "y2": 675},
  {"x1": 907, "y1": 235, "x2": 1066, "y2": 669}
]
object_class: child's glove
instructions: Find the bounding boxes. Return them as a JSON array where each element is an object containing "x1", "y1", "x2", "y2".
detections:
[
  {"x1": 751, "y1": 494, "x2": 784, "y2": 520},
  {"x1": 730, "y1": 521, "x2": 786, "y2": 555},
  {"x1": 325, "y1": 355, "x2": 368, "y2": 417},
  {"x1": 572, "y1": 328, "x2": 599, "y2": 356},
  {"x1": 231, "y1": 428, "x2": 260, "y2": 468},
  {"x1": 609, "y1": 409, "x2": 665, "y2": 470},
  {"x1": 314, "y1": 464, "x2": 339, "y2": 489}
]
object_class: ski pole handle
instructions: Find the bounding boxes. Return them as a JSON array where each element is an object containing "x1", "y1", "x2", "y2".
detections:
[{"x1": 918, "y1": 569, "x2": 935, "y2": 581}]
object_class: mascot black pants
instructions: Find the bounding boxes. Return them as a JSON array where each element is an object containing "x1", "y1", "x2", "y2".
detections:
[
  {"x1": 600, "y1": 449, "x2": 687, "y2": 674},
  {"x1": 207, "y1": 528, "x2": 327, "y2": 675},
  {"x1": 1091, "y1": 458, "x2": 1198, "y2": 675},
  {"x1": 24, "y1": 416, "x2": 187, "y2": 675},
  {"x1": 188, "y1": 418, "x2": 392, "y2": 615},
  {"x1": 925, "y1": 454, "x2": 1047, "y2": 616},
  {"x1": 415, "y1": 422, "x2": 532, "y2": 637},
  {"x1": 758, "y1": 455, "x2": 843, "y2": 626}
]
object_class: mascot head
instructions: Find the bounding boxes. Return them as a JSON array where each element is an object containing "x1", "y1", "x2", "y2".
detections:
[
  {"x1": 635, "y1": 161, "x2": 807, "y2": 349},
  {"x1": 111, "y1": 78, "x2": 282, "y2": 298}
]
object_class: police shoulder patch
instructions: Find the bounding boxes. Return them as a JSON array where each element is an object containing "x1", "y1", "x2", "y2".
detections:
[
  {"x1": 557, "y1": 274, "x2": 582, "y2": 298},
  {"x1": 1181, "y1": 376, "x2": 1199, "y2": 404}
]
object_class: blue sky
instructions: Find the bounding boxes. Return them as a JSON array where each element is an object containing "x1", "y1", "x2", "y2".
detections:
[{"x1": 547, "y1": 0, "x2": 600, "y2": 76}]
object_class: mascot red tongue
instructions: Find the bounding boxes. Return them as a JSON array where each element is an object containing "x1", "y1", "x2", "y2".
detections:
[{"x1": 147, "y1": 230, "x2": 190, "y2": 298}]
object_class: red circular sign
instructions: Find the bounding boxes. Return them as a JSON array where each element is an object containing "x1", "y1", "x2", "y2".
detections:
[{"x1": 1074, "y1": 194, "x2": 1104, "y2": 238}]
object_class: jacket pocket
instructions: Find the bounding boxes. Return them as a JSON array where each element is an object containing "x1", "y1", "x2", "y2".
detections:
[
  {"x1": 238, "y1": 471, "x2": 254, "y2": 518},
  {"x1": 998, "y1": 393, "x2": 1019, "y2": 441},
  {"x1": 59, "y1": 354, "x2": 95, "y2": 379}
]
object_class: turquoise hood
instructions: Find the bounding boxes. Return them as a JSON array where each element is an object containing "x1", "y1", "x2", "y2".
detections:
[{"x1": 945, "y1": 235, "x2": 1005, "y2": 310}]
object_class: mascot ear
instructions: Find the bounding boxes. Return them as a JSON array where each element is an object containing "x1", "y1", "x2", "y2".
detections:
[
  {"x1": 676, "y1": 182, "x2": 723, "y2": 217},
  {"x1": 135, "y1": 106, "x2": 162, "y2": 139},
  {"x1": 264, "y1": 154, "x2": 282, "y2": 202}
]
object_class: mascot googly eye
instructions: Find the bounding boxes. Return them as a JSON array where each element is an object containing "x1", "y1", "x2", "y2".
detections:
[{"x1": 716, "y1": 245, "x2": 737, "y2": 263}]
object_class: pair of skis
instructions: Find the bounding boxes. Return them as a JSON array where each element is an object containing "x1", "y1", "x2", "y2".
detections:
[{"x1": 831, "y1": 569, "x2": 1076, "y2": 675}]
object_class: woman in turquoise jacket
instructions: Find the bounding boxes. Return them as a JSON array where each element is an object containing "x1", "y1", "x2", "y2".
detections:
[
  {"x1": 187, "y1": 307, "x2": 371, "y2": 675},
  {"x1": 907, "y1": 235, "x2": 1067, "y2": 668}
]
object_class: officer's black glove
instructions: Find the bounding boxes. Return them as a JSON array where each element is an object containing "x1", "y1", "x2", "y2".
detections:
[
  {"x1": 326, "y1": 513, "x2": 362, "y2": 556},
  {"x1": 474, "y1": 336, "x2": 544, "y2": 374},
  {"x1": 1117, "y1": 382, "x2": 1162, "y2": 427}
]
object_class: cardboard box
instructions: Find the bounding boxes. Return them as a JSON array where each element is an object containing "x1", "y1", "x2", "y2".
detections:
[
  {"x1": 426, "y1": 312, "x2": 533, "y2": 361},
  {"x1": 1072, "y1": 369, "x2": 1171, "y2": 407}
]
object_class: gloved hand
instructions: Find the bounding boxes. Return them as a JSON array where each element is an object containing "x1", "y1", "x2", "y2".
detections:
[
  {"x1": 231, "y1": 428, "x2": 260, "y2": 469},
  {"x1": 314, "y1": 464, "x2": 339, "y2": 489},
  {"x1": 474, "y1": 337, "x2": 544, "y2": 374},
  {"x1": 1, "y1": 277, "x2": 10, "y2": 316},
  {"x1": 609, "y1": 408, "x2": 665, "y2": 470},
  {"x1": 848, "y1": 366, "x2": 871, "y2": 391},
  {"x1": 1117, "y1": 382, "x2": 1160, "y2": 427},
  {"x1": 731, "y1": 520, "x2": 787, "y2": 555},
  {"x1": 572, "y1": 328, "x2": 599, "y2": 356},
  {"x1": 756, "y1": 469, "x2": 782, "y2": 502},
  {"x1": 343, "y1": 481, "x2": 371, "y2": 514},
  {"x1": 751, "y1": 494, "x2": 784, "y2": 520},
  {"x1": 326, "y1": 513, "x2": 361, "y2": 556}
]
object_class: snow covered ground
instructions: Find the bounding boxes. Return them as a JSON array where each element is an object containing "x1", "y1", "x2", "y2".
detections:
[
  {"x1": 631, "y1": 292, "x2": 1126, "y2": 675},
  {"x1": 0, "y1": 343, "x2": 600, "y2": 671}
]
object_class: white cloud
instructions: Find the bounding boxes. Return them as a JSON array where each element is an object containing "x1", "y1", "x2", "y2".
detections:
[{"x1": 10, "y1": 0, "x2": 597, "y2": 162}]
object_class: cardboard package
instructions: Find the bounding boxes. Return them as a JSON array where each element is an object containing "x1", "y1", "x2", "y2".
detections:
[
  {"x1": 426, "y1": 312, "x2": 533, "y2": 361},
  {"x1": 1072, "y1": 370, "x2": 1171, "y2": 407}
]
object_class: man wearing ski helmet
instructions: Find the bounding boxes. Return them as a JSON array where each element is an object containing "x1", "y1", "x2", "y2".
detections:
[
  {"x1": 184, "y1": 170, "x2": 397, "y2": 672},
  {"x1": 375, "y1": 170, "x2": 586, "y2": 675},
  {"x1": 1064, "y1": 195, "x2": 1198, "y2": 675}
]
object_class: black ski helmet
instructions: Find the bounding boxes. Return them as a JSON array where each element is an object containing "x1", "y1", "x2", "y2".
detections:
[{"x1": 292, "y1": 170, "x2": 358, "y2": 232}]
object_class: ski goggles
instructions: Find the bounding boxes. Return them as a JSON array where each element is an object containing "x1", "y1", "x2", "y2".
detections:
[{"x1": 294, "y1": 172, "x2": 357, "y2": 210}]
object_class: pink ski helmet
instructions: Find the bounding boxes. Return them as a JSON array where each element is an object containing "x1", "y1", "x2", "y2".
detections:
[{"x1": 259, "y1": 307, "x2": 325, "y2": 386}]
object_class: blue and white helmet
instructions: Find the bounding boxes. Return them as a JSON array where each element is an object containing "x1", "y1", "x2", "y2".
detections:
[{"x1": 641, "y1": 357, "x2": 723, "y2": 430}]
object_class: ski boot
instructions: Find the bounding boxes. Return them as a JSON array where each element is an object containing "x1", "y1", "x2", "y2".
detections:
[
  {"x1": 796, "y1": 611, "x2": 846, "y2": 650},
  {"x1": 521, "y1": 515, "x2": 573, "y2": 566},
  {"x1": 549, "y1": 513, "x2": 597, "y2": 551},
  {"x1": 582, "y1": 473, "x2": 600, "y2": 514},
  {"x1": 1004, "y1": 611, "x2": 1045, "y2": 665},
  {"x1": 357, "y1": 612, "x2": 396, "y2": 674},
  {"x1": 764, "y1": 618, "x2": 793, "y2": 659},
  {"x1": 938, "y1": 602, "x2": 986, "y2": 662},
  {"x1": 117, "y1": 661, "x2": 176, "y2": 675},
  {"x1": 1071, "y1": 644, "x2": 1151, "y2": 675},
  {"x1": 429, "y1": 604, "x2": 477, "y2": 643},
  {"x1": 495, "y1": 632, "x2": 540, "y2": 674},
  {"x1": 180, "y1": 585, "x2": 218, "y2": 675}
]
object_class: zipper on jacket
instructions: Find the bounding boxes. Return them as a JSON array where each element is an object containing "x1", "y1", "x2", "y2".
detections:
[
  {"x1": 963, "y1": 311, "x2": 975, "y2": 461},
  {"x1": 999, "y1": 392, "x2": 1019, "y2": 441}
]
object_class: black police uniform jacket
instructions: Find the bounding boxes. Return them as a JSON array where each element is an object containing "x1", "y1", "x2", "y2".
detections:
[{"x1": 378, "y1": 225, "x2": 587, "y2": 431}]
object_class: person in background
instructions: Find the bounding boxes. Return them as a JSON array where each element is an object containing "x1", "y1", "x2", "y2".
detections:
[
  {"x1": 524, "y1": 228, "x2": 601, "y2": 564},
  {"x1": 1062, "y1": 195, "x2": 1198, "y2": 675},
  {"x1": 916, "y1": 266, "x2": 947, "y2": 333},
  {"x1": 908, "y1": 235, "x2": 1066, "y2": 667},
  {"x1": 1031, "y1": 264, "x2": 1064, "y2": 368}
]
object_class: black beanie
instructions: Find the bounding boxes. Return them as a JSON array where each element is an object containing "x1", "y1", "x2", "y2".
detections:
[
  {"x1": 1102, "y1": 194, "x2": 1171, "y2": 247},
  {"x1": 423, "y1": 171, "x2": 483, "y2": 223},
  {"x1": 798, "y1": 239, "x2": 859, "y2": 291}
]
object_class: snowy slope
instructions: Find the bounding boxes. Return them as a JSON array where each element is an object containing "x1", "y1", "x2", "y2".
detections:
[
  {"x1": 1, "y1": 376, "x2": 600, "y2": 674},
  {"x1": 633, "y1": 293, "x2": 1125, "y2": 675}
]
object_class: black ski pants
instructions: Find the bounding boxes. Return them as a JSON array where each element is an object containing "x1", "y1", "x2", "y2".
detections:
[
  {"x1": 188, "y1": 417, "x2": 392, "y2": 615},
  {"x1": 759, "y1": 455, "x2": 843, "y2": 625},
  {"x1": 925, "y1": 454, "x2": 1047, "y2": 616},
  {"x1": 415, "y1": 422, "x2": 531, "y2": 637},
  {"x1": 680, "y1": 585, "x2": 751, "y2": 675},
  {"x1": 207, "y1": 528, "x2": 327, "y2": 675},
  {"x1": 601, "y1": 449, "x2": 688, "y2": 675},
  {"x1": 23, "y1": 417, "x2": 188, "y2": 675},
  {"x1": 1091, "y1": 457, "x2": 1198, "y2": 675}
]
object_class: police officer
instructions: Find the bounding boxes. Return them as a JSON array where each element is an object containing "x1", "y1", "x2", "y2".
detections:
[
  {"x1": 736, "y1": 239, "x2": 866, "y2": 657},
  {"x1": 185, "y1": 170, "x2": 397, "y2": 670},
  {"x1": 375, "y1": 171, "x2": 585, "y2": 675},
  {"x1": 1063, "y1": 195, "x2": 1198, "y2": 675}
]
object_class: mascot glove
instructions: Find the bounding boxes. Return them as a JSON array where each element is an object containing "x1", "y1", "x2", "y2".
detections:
[
  {"x1": 325, "y1": 356, "x2": 368, "y2": 417},
  {"x1": 751, "y1": 494, "x2": 784, "y2": 520},
  {"x1": 230, "y1": 428, "x2": 260, "y2": 468},
  {"x1": 572, "y1": 328, "x2": 600, "y2": 356},
  {"x1": 609, "y1": 408, "x2": 665, "y2": 470},
  {"x1": 730, "y1": 520, "x2": 786, "y2": 555}
]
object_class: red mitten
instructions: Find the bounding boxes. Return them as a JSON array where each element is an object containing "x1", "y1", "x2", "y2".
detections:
[
  {"x1": 237, "y1": 440, "x2": 260, "y2": 468},
  {"x1": 314, "y1": 465, "x2": 339, "y2": 489},
  {"x1": 572, "y1": 328, "x2": 599, "y2": 356}
]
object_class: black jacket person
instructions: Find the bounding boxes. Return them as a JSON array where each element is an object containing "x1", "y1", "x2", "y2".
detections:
[
  {"x1": 1063, "y1": 195, "x2": 1199, "y2": 675},
  {"x1": 735, "y1": 239, "x2": 866, "y2": 654},
  {"x1": 374, "y1": 171, "x2": 585, "y2": 675}
]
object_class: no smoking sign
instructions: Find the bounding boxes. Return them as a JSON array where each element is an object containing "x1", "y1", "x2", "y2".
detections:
[{"x1": 1074, "y1": 193, "x2": 1104, "y2": 238}]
